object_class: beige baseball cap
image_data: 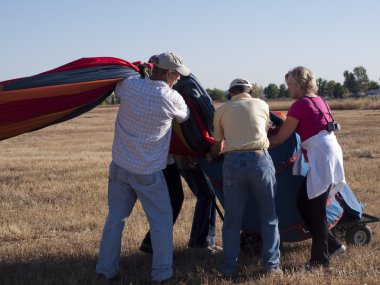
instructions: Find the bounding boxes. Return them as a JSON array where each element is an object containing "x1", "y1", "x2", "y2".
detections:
[
  {"x1": 229, "y1": 78, "x2": 252, "y2": 90},
  {"x1": 153, "y1": 52, "x2": 190, "y2": 76}
]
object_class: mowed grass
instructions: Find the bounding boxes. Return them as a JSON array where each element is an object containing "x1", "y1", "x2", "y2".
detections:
[
  {"x1": 0, "y1": 105, "x2": 379, "y2": 284},
  {"x1": 266, "y1": 96, "x2": 380, "y2": 112}
]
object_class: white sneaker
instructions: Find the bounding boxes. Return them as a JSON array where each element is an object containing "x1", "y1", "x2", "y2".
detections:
[{"x1": 330, "y1": 244, "x2": 346, "y2": 258}]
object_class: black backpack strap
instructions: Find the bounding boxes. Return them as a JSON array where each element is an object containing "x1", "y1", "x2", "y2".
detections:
[{"x1": 303, "y1": 96, "x2": 335, "y2": 123}]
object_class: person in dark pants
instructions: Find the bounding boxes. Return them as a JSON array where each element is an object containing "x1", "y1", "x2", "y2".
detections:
[
  {"x1": 269, "y1": 66, "x2": 346, "y2": 269},
  {"x1": 140, "y1": 156, "x2": 217, "y2": 253},
  {"x1": 139, "y1": 159, "x2": 184, "y2": 253},
  {"x1": 297, "y1": 178, "x2": 344, "y2": 265},
  {"x1": 176, "y1": 156, "x2": 216, "y2": 249}
]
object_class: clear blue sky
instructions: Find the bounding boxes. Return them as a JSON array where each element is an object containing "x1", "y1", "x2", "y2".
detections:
[{"x1": 1, "y1": 0, "x2": 379, "y2": 90}]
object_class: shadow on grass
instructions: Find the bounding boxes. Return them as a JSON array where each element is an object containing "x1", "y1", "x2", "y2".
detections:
[
  {"x1": 0, "y1": 243, "x2": 309, "y2": 285},
  {"x1": 0, "y1": 249, "x2": 219, "y2": 285},
  {"x1": 0, "y1": 247, "x2": 222, "y2": 285}
]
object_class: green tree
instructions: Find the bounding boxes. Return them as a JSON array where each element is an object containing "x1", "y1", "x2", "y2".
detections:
[
  {"x1": 333, "y1": 83, "x2": 347, "y2": 99},
  {"x1": 206, "y1": 88, "x2": 226, "y2": 102},
  {"x1": 251, "y1": 83, "x2": 263, "y2": 98},
  {"x1": 103, "y1": 92, "x2": 120, "y2": 104},
  {"x1": 343, "y1": 70, "x2": 357, "y2": 93},
  {"x1": 278, "y1": 84, "x2": 289, "y2": 98},
  {"x1": 316, "y1": 78, "x2": 327, "y2": 95},
  {"x1": 325, "y1": 80, "x2": 336, "y2": 96},
  {"x1": 353, "y1": 66, "x2": 369, "y2": 92},
  {"x1": 367, "y1": 80, "x2": 380, "y2": 90},
  {"x1": 263, "y1": 83, "x2": 279, "y2": 99},
  {"x1": 343, "y1": 66, "x2": 369, "y2": 94}
]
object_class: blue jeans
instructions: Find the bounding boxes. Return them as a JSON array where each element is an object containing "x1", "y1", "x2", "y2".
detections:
[
  {"x1": 96, "y1": 162, "x2": 173, "y2": 281},
  {"x1": 181, "y1": 166, "x2": 216, "y2": 248},
  {"x1": 221, "y1": 150, "x2": 280, "y2": 276}
]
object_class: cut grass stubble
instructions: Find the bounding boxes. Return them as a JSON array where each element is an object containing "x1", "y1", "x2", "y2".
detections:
[{"x1": 0, "y1": 105, "x2": 379, "y2": 284}]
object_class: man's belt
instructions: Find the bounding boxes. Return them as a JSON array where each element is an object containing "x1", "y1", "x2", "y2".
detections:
[{"x1": 228, "y1": 149, "x2": 268, "y2": 154}]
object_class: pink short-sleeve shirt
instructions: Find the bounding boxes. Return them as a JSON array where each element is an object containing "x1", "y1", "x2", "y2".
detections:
[{"x1": 287, "y1": 96, "x2": 332, "y2": 142}]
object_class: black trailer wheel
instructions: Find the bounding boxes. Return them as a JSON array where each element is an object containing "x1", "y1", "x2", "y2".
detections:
[{"x1": 345, "y1": 225, "x2": 372, "y2": 245}]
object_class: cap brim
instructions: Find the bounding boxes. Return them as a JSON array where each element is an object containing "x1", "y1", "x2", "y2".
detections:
[
  {"x1": 229, "y1": 83, "x2": 252, "y2": 90},
  {"x1": 176, "y1": 65, "x2": 190, "y2": 76}
]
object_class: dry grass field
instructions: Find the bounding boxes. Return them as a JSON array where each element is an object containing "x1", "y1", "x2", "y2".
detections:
[
  {"x1": 267, "y1": 96, "x2": 380, "y2": 112},
  {"x1": 0, "y1": 102, "x2": 379, "y2": 285}
]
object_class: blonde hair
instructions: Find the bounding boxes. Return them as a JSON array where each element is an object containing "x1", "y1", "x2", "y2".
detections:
[{"x1": 286, "y1": 66, "x2": 318, "y2": 95}]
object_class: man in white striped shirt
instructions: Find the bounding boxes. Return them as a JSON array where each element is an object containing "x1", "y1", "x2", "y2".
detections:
[{"x1": 96, "y1": 52, "x2": 190, "y2": 283}]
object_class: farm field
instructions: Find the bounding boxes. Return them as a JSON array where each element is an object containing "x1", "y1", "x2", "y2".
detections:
[{"x1": 0, "y1": 105, "x2": 379, "y2": 284}]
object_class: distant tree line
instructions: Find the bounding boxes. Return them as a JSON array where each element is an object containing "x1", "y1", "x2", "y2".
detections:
[
  {"x1": 104, "y1": 66, "x2": 379, "y2": 104},
  {"x1": 208, "y1": 66, "x2": 380, "y2": 101},
  {"x1": 102, "y1": 92, "x2": 120, "y2": 105}
]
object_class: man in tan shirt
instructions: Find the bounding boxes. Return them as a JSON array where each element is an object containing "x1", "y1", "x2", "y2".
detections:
[{"x1": 209, "y1": 78, "x2": 281, "y2": 277}]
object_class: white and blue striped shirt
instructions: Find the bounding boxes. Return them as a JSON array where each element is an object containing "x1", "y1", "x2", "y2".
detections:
[{"x1": 112, "y1": 77, "x2": 189, "y2": 174}]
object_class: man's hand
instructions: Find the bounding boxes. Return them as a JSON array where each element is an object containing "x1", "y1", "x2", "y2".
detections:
[{"x1": 207, "y1": 140, "x2": 223, "y2": 162}]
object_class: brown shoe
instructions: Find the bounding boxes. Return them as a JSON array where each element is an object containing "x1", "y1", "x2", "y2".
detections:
[{"x1": 265, "y1": 267, "x2": 284, "y2": 276}]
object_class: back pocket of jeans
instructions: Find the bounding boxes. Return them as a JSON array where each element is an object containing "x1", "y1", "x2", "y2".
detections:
[{"x1": 109, "y1": 162, "x2": 119, "y2": 181}]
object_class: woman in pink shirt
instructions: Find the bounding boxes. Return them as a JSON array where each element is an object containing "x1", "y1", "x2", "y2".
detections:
[{"x1": 269, "y1": 66, "x2": 346, "y2": 269}]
